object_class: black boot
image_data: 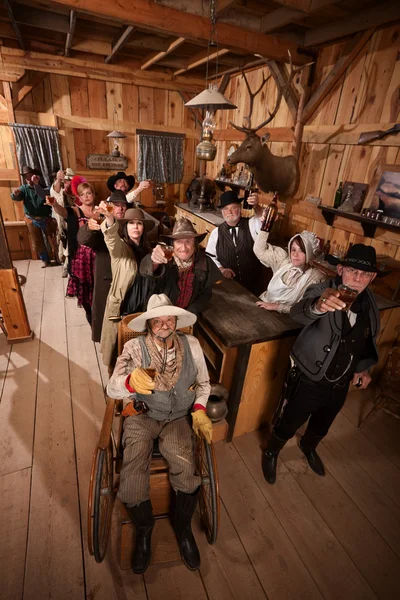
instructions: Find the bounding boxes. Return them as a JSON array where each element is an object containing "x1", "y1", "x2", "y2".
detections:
[
  {"x1": 126, "y1": 499, "x2": 155, "y2": 574},
  {"x1": 172, "y1": 490, "x2": 201, "y2": 571},
  {"x1": 299, "y1": 430, "x2": 325, "y2": 476},
  {"x1": 262, "y1": 432, "x2": 287, "y2": 484}
]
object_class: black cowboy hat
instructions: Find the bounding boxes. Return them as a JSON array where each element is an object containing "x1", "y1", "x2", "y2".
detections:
[
  {"x1": 107, "y1": 171, "x2": 135, "y2": 192},
  {"x1": 108, "y1": 190, "x2": 129, "y2": 205},
  {"x1": 340, "y1": 244, "x2": 379, "y2": 273},
  {"x1": 217, "y1": 190, "x2": 242, "y2": 209},
  {"x1": 20, "y1": 165, "x2": 41, "y2": 177}
]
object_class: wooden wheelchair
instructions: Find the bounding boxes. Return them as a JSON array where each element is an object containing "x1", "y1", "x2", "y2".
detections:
[{"x1": 87, "y1": 314, "x2": 220, "y2": 566}]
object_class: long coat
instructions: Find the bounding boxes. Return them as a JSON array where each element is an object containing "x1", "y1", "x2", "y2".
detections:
[
  {"x1": 76, "y1": 225, "x2": 112, "y2": 343},
  {"x1": 100, "y1": 220, "x2": 138, "y2": 368}
]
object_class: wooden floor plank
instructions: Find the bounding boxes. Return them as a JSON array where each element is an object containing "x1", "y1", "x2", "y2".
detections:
[
  {"x1": 193, "y1": 497, "x2": 267, "y2": 600},
  {"x1": 145, "y1": 562, "x2": 207, "y2": 600},
  {"x1": 234, "y1": 432, "x2": 376, "y2": 600},
  {"x1": 280, "y1": 435, "x2": 399, "y2": 599},
  {"x1": 329, "y1": 412, "x2": 400, "y2": 509},
  {"x1": 0, "y1": 261, "x2": 44, "y2": 477},
  {"x1": 215, "y1": 440, "x2": 323, "y2": 600},
  {"x1": 319, "y1": 432, "x2": 400, "y2": 557},
  {"x1": 66, "y1": 313, "x2": 146, "y2": 600},
  {"x1": 24, "y1": 268, "x2": 85, "y2": 600},
  {"x1": 0, "y1": 331, "x2": 11, "y2": 400},
  {"x1": 0, "y1": 468, "x2": 31, "y2": 600}
]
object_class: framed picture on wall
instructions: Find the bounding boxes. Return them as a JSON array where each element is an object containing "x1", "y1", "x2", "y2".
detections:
[{"x1": 365, "y1": 164, "x2": 400, "y2": 218}]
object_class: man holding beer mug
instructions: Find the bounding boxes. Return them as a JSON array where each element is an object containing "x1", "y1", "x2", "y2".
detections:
[{"x1": 262, "y1": 244, "x2": 380, "y2": 484}]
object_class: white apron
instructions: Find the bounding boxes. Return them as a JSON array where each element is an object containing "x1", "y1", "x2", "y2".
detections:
[{"x1": 259, "y1": 263, "x2": 304, "y2": 304}]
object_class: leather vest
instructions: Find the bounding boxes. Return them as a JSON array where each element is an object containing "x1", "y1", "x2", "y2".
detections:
[{"x1": 135, "y1": 333, "x2": 198, "y2": 421}]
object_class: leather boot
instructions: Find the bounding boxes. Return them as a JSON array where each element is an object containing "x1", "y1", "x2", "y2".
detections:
[
  {"x1": 126, "y1": 499, "x2": 155, "y2": 574},
  {"x1": 262, "y1": 432, "x2": 287, "y2": 484},
  {"x1": 299, "y1": 430, "x2": 325, "y2": 476},
  {"x1": 172, "y1": 489, "x2": 201, "y2": 571}
]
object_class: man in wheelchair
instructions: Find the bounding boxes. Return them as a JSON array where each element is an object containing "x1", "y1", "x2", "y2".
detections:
[{"x1": 107, "y1": 294, "x2": 213, "y2": 574}]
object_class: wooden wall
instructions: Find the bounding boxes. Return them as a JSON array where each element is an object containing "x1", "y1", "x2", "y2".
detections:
[
  {"x1": 0, "y1": 73, "x2": 200, "y2": 257},
  {"x1": 210, "y1": 24, "x2": 400, "y2": 267}
]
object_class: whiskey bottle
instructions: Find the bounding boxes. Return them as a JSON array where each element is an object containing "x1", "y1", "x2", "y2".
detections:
[
  {"x1": 334, "y1": 181, "x2": 343, "y2": 208},
  {"x1": 261, "y1": 191, "x2": 279, "y2": 233}
]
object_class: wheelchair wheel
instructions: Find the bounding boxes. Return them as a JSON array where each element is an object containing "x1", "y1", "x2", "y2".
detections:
[
  {"x1": 88, "y1": 443, "x2": 114, "y2": 563},
  {"x1": 196, "y1": 438, "x2": 220, "y2": 544}
]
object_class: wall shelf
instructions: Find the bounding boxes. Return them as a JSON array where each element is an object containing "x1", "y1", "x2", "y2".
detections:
[{"x1": 318, "y1": 205, "x2": 400, "y2": 238}]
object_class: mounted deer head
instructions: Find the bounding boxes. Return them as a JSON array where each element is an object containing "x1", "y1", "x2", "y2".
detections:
[{"x1": 227, "y1": 51, "x2": 311, "y2": 198}]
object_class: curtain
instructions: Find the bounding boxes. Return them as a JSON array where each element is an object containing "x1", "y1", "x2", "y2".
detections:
[
  {"x1": 137, "y1": 129, "x2": 185, "y2": 184},
  {"x1": 10, "y1": 123, "x2": 63, "y2": 187}
]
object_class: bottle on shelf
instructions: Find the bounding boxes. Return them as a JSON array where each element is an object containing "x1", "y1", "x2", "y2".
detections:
[
  {"x1": 219, "y1": 164, "x2": 226, "y2": 180},
  {"x1": 243, "y1": 172, "x2": 258, "y2": 210},
  {"x1": 322, "y1": 239, "x2": 331, "y2": 260},
  {"x1": 260, "y1": 191, "x2": 279, "y2": 233},
  {"x1": 334, "y1": 181, "x2": 343, "y2": 209}
]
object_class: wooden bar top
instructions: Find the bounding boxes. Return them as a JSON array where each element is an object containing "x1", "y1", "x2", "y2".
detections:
[
  {"x1": 200, "y1": 278, "x2": 400, "y2": 349},
  {"x1": 176, "y1": 203, "x2": 224, "y2": 226}
]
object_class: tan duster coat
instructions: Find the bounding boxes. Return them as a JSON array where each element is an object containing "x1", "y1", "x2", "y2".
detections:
[{"x1": 100, "y1": 220, "x2": 138, "y2": 368}]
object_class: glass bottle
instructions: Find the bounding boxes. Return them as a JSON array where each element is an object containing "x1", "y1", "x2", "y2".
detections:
[
  {"x1": 334, "y1": 181, "x2": 343, "y2": 209},
  {"x1": 219, "y1": 164, "x2": 226, "y2": 180},
  {"x1": 261, "y1": 191, "x2": 279, "y2": 233},
  {"x1": 243, "y1": 172, "x2": 258, "y2": 210}
]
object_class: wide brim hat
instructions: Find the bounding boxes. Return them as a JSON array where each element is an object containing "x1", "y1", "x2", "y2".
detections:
[
  {"x1": 128, "y1": 293, "x2": 197, "y2": 332},
  {"x1": 20, "y1": 165, "x2": 40, "y2": 177},
  {"x1": 64, "y1": 168, "x2": 76, "y2": 180},
  {"x1": 217, "y1": 190, "x2": 242, "y2": 209},
  {"x1": 107, "y1": 171, "x2": 135, "y2": 192},
  {"x1": 119, "y1": 207, "x2": 155, "y2": 232},
  {"x1": 340, "y1": 243, "x2": 379, "y2": 273},
  {"x1": 161, "y1": 217, "x2": 206, "y2": 243},
  {"x1": 108, "y1": 189, "x2": 129, "y2": 205}
]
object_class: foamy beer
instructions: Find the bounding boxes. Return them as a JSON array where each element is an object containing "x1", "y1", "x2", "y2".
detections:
[
  {"x1": 106, "y1": 202, "x2": 114, "y2": 213},
  {"x1": 338, "y1": 284, "x2": 358, "y2": 310},
  {"x1": 46, "y1": 195, "x2": 55, "y2": 205}
]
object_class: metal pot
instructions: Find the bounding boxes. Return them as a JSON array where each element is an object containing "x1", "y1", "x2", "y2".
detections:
[{"x1": 206, "y1": 384, "x2": 228, "y2": 422}]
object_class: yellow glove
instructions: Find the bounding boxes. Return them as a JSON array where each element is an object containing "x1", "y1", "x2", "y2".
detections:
[
  {"x1": 129, "y1": 367, "x2": 155, "y2": 395},
  {"x1": 191, "y1": 410, "x2": 213, "y2": 444}
]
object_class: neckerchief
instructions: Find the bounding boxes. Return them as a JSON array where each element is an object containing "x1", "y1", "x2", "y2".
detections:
[{"x1": 145, "y1": 332, "x2": 184, "y2": 390}]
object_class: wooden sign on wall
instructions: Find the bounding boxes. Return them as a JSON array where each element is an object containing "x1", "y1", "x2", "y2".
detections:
[{"x1": 86, "y1": 154, "x2": 128, "y2": 170}]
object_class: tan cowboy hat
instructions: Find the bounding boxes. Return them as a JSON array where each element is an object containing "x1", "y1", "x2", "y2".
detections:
[
  {"x1": 161, "y1": 217, "x2": 206, "y2": 243},
  {"x1": 119, "y1": 207, "x2": 155, "y2": 232},
  {"x1": 128, "y1": 294, "x2": 197, "y2": 332},
  {"x1": 64, "y1": 168, "x2": 76, "y2": 180}
]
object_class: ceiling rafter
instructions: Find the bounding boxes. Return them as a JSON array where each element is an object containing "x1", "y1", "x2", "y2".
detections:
[
  {"x1": 174, "y1": 47, "x2": 230, "y2": 76},
  {"x1": 105, "y1": 25, "x2": 134, "y2": 64},
  {"x1": 64, "y1": 10, "x2": 76, "y2": 57},
  {"x1": 140, "y1": 36, "x2": 185, "y2": 70},
  {"x1": 3, "y1": 0, "x2": 25, "y2": 49},
  {"x1": 13, "y1": 72, "x2": 47, "y2": 108}
]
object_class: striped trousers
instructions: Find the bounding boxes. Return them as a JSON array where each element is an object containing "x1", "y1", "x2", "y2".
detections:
[{"x1": 118, "y1": 414, "x2": 200, "y2": 506}]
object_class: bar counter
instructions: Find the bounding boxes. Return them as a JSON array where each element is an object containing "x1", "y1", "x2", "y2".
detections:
[{"x1": 197, "y1": 278, "x2": 400, "y2": 441}]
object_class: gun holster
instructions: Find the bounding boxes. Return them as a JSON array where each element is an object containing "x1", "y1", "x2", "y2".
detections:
[{"x1": 272, "y1": 364, "x2": 302, "y2": 427}]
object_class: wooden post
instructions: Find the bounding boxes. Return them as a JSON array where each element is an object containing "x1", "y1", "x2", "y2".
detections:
[{"x1": 0, "y1": 209, "x2": 32, "y2": 342}]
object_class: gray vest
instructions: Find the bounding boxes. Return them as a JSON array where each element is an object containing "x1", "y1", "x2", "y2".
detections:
[{"x1": 135, "y1": 333, "x2": 198, "y2": 421}]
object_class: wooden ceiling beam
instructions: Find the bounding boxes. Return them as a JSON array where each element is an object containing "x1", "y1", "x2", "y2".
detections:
[
  {"x1": 302, "y1": 29, "x2": 374, "y2": 123},
  {"x1": 305, "y1": 0, "x2": 400, "y2": 46},
  {"x1": 0, "y1": 46, "x2": 205, "y2": 92},
  {"x1": 105, "y1": 25, "x2": 134, "y2": 64},
  {"x1": 270, "y1": 0, "x2": 334, "y2": 11},
  {"x1": 141, "y1": 36, "x2": 185, "y2": 70},
  {"x1": 13, "y1": 72, "x2": 47, "y2": 109},
  {"x1": 11, "y1": 3, "x2": 70, "y2": 34},
  {"x1": 3, "y1": 0, "x2": 25, "y2": 50},
  {"x1": 260, "y1": 0, "x2": 337, "y2": 34},
  {"x1": 64, "y1": 10, "x2": 77, "y2": 57},
  {"x1": 216, "y1": 0, "x2": 237, "y2": 15},
  {"x1": 174, "y1": 48, "x2": 231, "y2": 76},
  {"x1": 51, "y1": 0, "x2": 309, "y2": 64}
]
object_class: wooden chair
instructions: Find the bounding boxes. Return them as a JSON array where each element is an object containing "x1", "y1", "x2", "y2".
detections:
[
  {"x1": 358, "y1": 344, "x2": 400, "y2": 428},
  {"x1": 88, "y1": 312, "x2": 219, "y2": 566}
]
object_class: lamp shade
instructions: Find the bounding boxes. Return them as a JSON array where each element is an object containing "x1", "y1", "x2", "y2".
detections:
[
  {"x1": 107, "y1": 130, "x2": 127, "y2": 139},
  {"x1": 185, "y1": 85, "x2": 237, "y2": 110}
]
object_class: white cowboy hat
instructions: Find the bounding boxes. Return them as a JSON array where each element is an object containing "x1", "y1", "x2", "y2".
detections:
[{"x1": 128, "y1": 294, "x2": 197, "y2": 332}]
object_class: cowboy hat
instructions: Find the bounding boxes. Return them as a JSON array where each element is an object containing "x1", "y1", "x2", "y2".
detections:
[
  {"x1": 63, "y1": 168, "x2": 76, "y2": 181},
  {"x1": 107, "y1": 171, "x2": 135, "y2": 192},
  {"x1": 161, "y1": 217, "x2": 206, "y2": 243},
  {"x1": 128, "y1": 294, "x2": 197, "y2": 332},
  {"x1": 20, "y1": 165, "x2": 40, "y2": 177},
  {"x1": 340, "y1": 244, "x2": 379, "y2": 273},
  {"x1": 119, "y1": 207, "x2": 155, "y2": 232},
  {"x1": 108, "y1": 190, "x2": 129, "y2": 205},
  {"x1": 217, "y1": 190, "x2": 242, "y2": 209}
]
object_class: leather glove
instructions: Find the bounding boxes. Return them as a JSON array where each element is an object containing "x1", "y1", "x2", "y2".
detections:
[
  {"x1": 121, "y1": 402, "x2": 136, "y2": 417},
  {"x1": 191, "y1": 410, "x2": 213, "y2": 444},
  {"x1": 129, "y1": 367, "x2": 155, "y2": 395}
]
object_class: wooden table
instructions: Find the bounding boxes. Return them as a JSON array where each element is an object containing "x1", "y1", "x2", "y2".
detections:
[{"x1": 198, "y1": 278, "x2": 400, "y2": 441}]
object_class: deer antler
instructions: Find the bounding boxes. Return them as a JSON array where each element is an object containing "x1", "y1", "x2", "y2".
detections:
[
  {"x1": 229, "y1": 70, "x2": 271, "y2": 134},
  {"x1": 229, "y1": 51, "x2": 313, "y2": 134}
]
